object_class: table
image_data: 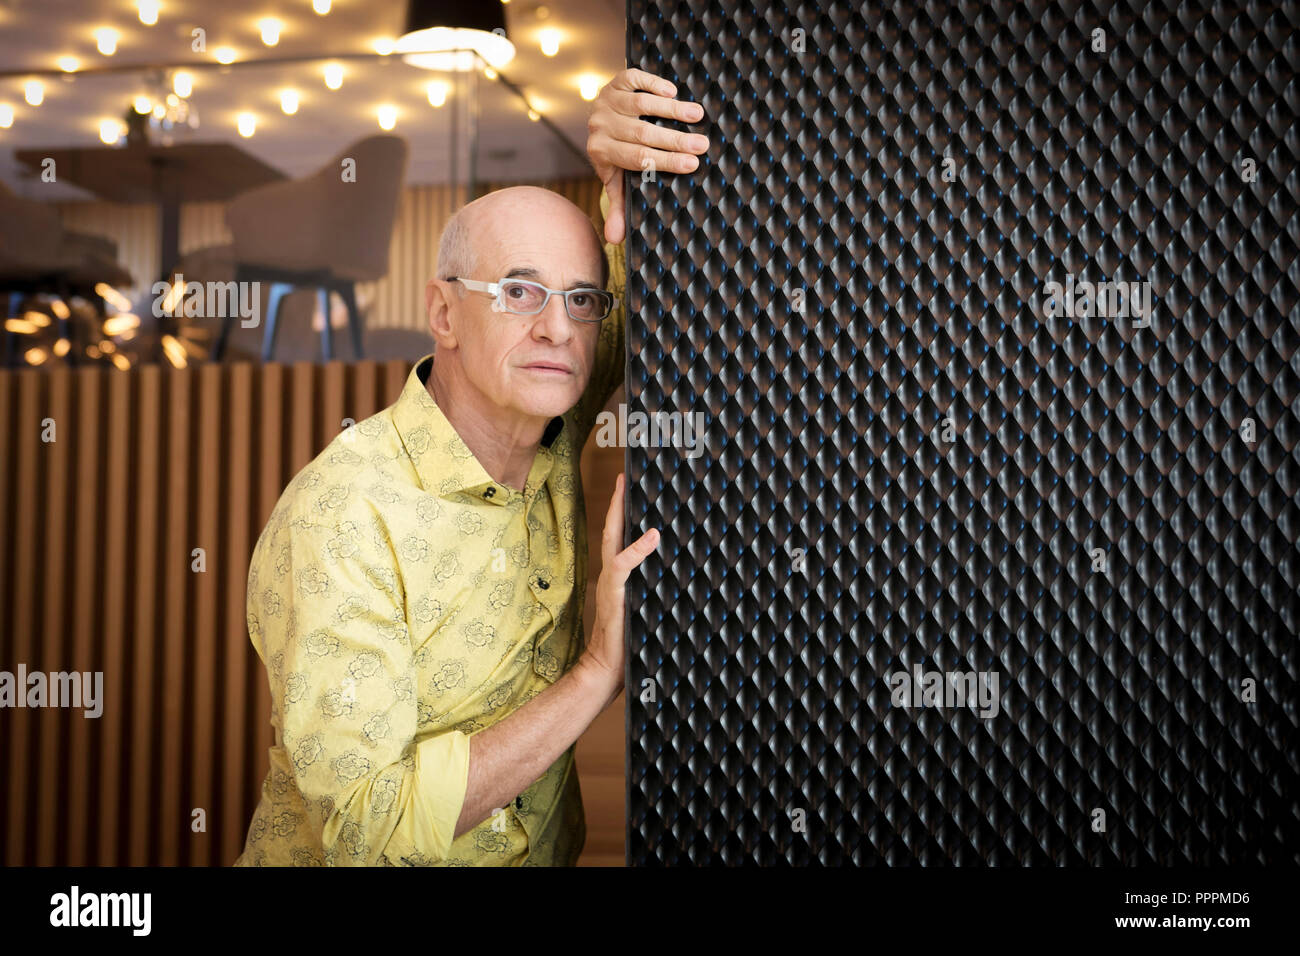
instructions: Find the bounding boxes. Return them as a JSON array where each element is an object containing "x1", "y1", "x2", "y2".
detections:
[{"x1": 15, "y1": 142, "x2": 285, "y2": 281}]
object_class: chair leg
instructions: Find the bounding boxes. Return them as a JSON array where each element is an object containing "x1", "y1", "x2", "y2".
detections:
[
  {"x1": 339, "y1": 283, "x2": 364, "y2": 360},
  {"x1": 319, "y1": 287, "x2": 333, "y2": 362},
  {"x1": 260, "y1": 283, "x2": 294, "y2": 363}
]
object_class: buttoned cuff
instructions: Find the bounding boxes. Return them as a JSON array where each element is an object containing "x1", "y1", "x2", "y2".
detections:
[{"x1": 410, "y1": 729, "x2": 472, "y2": 860}]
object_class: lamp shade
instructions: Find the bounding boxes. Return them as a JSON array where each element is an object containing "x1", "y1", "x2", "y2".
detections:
[{"x1": 397, "y1": 0, "x2": 516, "y2": 71}]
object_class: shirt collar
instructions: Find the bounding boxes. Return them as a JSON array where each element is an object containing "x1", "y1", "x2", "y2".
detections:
[{"x1": 391, "y1": 354, "x2": 564, "y2": 499}]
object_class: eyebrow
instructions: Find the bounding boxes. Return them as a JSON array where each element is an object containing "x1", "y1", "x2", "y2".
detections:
[{"x1": 504, "y1": 266, "x2": 602, "y2": 290}]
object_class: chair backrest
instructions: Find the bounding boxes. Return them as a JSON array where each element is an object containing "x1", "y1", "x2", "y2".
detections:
[
  {"x1": 0, "y1": 178, "x2": 64, "y2": 264},
  {"x1": 315, "y1": 135, "x2": 408, "y2": 281}
]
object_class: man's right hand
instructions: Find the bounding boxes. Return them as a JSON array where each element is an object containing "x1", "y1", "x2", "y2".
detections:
[{"x1": 579, "y1": 472, "x2": 659, "y2": 706}]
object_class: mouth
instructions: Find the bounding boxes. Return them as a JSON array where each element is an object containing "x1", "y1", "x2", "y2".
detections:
[{"x1": 522, "y1": 363, "x2": 572, "y2": 375}]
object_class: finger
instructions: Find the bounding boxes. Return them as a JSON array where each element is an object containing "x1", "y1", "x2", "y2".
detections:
[
  {"x1": 603, "y1": 110, "x2": 710, "y2": 155},
  {"x1": 608, "y1": 87, "x2": 705, "y2": 125},
  {"x1": 600, "y1": 140, "x2": 701, "y2": 177},
  {"x1": 608, "y1": 527, "x2": 660, "y2": 579},
  {"x1": 601, "y1": 473, "x2": 625, "y2": 564},
  {"x1": 604, "y1": 177, "x2": 626, "y2": 245},
  {"x1": 610, "y1": 68, "x2": 677, "y2": 98}
]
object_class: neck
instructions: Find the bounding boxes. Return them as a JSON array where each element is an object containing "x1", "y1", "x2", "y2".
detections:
[{"x1": 425, "y1": 356, "x2": 545, "y2": 492}]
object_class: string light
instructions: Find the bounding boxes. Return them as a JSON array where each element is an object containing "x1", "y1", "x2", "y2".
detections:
[
  {"x1": 323, "y1": 63, "x2": 344, "y2": 89},
  {"x1": 133, "y1": 95, "x2": 151, "y2": 114},
  {"x1": 426, "y1": 81, "x2": 449, "y2": 107},
  {"x1": 280, "y1": 89, "x2": 299, "y2": 115},
  {"x1": 538, "y1": 28, "x2": 560, "y2": 56},
  {"x1": 172, "y1": 71, "x2": 193, "y2": 97},
  {"x1": 373, "y1": 37, "x2": 395, "y2": 55},
  {"x1": 0, "y1": 105, "x2": 13, "y2": 128},
  {"x1": 377, "y1": 104, "x2": 397, "y2": 130},
  {"x1": 57, "y1": 56, "x2": 80, "y2": 73},
  {"x1": 215, "y1": 47, "x2": 237, "y2": 64},
  {"x1": 95, "y1": 28, "x2": 119, "y2": 56},
  {"x1": 313, "y1": 0, "x2": 332, "y2": 13},
  {"x1": 99, "y1": 118, "x2": 123, "y2": 144},
  {"x1": 578, "y1": 74, "x2": 602, "y2": 101},
  {"x1": 236, "y1": 112, "x2": 256, "y2": 137},
  {"x1": 259, "y1": 18, "x2": 282, "y2": 47},
  {"x1": 137, "y1": 1, "x2": 161, "y2": 26},
  {"x1": 24, "y1": 80, "x2": 44, "y2": 106}
]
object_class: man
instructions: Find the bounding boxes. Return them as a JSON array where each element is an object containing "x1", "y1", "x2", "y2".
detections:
[{"x1": 234, "y1": 69, "x2": 710, "y2": 866}]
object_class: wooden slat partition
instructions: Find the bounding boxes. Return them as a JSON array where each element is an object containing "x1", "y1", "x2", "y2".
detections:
[{"x1": 0, "y1": 358, "x2": 414, "y2": 865}]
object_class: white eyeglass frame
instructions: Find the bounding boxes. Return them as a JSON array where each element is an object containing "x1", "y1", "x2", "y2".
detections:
[{"x1": 448, "y1": 275, "x2": 613, "y2": 324}]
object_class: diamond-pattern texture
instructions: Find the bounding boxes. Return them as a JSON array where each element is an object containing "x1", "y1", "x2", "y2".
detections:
[{"x1": 624, "y1": 0, "x2": 1300, "y2": 864}]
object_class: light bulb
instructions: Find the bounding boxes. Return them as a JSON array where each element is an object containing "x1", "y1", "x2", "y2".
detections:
[
  {"x1": 215, "y1": 47, "x2": 237, "y2": 65},
  {"x1": 259, "y1": 18, "x2": 282, "y2": 47},
  {"x1": 377, "y1": 104, "x2": 397, "y2": 130},
  {"x1": 539, "y1": 28, "x2": 560, "y2": 57},
  {"x1": 0, "y1": 105, "x2": 13, "y2": 128},
  {"x1": 172, "y1": 71, "x2": 193, "y2": 97},
  {"x1": 373, "y1": 37, "x2": 395, "y2": 55},
  {"x1": 138, "y1": 1, "x2": 160, "y2": 26},
  {"x1": 312, "y1": 0, "x2": 331, "y2": 12},
  {"x1": 57, "y1": 56, "x2": 79, "y2": 73},
  {"x1": 133, "y1": 95, "x2": 151, "y2": 114},
  {"x1": 236, "y1": 112, "x2": 256, "y2": 137},
  {"x1": 323, "y1": 63, "x2": 344, "y2": 89},
  {"x1": 578, "y1": 74, "x2": 602, "y2": 101},
  {"x1": 426, "y1": 81, "x2": 449, "y2": 107},
  {"x1": 280, "y1": 90, "x2": 299, "y2": 115},
  {"x1": 24, "y1": 81, "x2": 43, "y2": 106},
  {"x1": 99, "y1": 118, "x2": 122, "y2": 144},
  {"x1": 95, "y1": 28, "x2": 119, "y2": 56}
]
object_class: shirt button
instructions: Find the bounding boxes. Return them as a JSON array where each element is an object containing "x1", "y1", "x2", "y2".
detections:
[
  {"x1": 537, "y1": 578, "x2": 549, "y2": 590},
  {"x1": 483, "y1": 486, "x2": 495, "y2": 498},
  {"x1": 514, "y1": 796, "x2": 523, "y2": 810}
]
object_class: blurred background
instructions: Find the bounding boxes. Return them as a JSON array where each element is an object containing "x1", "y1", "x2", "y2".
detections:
[{"x1": 0, "y1": 0, "x2": 627, "y2": 865}]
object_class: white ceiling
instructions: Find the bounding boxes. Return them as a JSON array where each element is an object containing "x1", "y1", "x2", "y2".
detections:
[{"x1": 0, "y1": 0, "x2": 623, "y2": 198}]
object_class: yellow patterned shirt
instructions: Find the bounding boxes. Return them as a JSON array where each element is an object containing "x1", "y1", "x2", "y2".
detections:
[{"x1": 235, "y1": 191, "x2": 626, "y2": 866}]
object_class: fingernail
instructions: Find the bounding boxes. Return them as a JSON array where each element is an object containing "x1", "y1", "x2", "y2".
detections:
[
  {"x1": 688, "y1": 104, "x2": 703, "y2": 119},
  {"x1": 690, "y1": 135, "x2": 709, "y2": 150}
]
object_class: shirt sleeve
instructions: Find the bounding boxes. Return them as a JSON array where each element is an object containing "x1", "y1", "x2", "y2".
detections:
[
  {"x1": 252, "y1": 493, "x2": 471, "y2": 866},
  {"x1": 569, "y1": 182, "x2": 627, "y2": 442}
]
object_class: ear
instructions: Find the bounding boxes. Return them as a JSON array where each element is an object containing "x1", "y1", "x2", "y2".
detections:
[{"x1": 425, "y1": 278, "x2": 460, "y2": 349}]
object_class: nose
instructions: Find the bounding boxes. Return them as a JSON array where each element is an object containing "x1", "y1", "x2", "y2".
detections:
[{"x1": 530, "y1": 290, "x2": 574, "y2": 344}]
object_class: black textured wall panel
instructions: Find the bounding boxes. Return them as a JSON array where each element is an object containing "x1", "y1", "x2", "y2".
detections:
[{"x1": 624, "y1": 0, "x2": 1300, "y2": 865}]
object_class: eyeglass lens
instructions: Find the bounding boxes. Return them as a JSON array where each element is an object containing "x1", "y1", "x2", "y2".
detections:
[{"x1": 500, "y1": 280, "x2": 610, "y2": 321}]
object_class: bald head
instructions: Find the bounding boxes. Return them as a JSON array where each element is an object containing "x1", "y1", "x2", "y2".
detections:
[{"x1": 436, "y1": 185, "x2": 609, "y2": 292}]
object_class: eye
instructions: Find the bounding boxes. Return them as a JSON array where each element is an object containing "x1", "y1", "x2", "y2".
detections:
[{"x1": 570, "y1": 292, "x2": 591, "y2": 307}]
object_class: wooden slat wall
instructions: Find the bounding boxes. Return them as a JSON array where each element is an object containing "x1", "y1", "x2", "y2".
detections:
[
  {"x1": 56, "y1": 176, "x2": 605, "y2": 332},
  {"x1": 0, "y1": 358, "x2": 414, "y2": 865}
]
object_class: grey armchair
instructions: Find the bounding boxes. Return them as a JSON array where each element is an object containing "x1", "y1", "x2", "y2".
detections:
[{"x1": 203, "y1": 135, "x2": 408, "y2": 361}]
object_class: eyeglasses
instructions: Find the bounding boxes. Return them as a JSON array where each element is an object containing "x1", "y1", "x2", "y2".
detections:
[{"x1": 447, "y1": 276, "x2": 615, "y2": 324}]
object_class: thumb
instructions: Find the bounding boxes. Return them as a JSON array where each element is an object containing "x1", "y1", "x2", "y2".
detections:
[{"x1": 603, "y1": 175, "x2": 626, "y2": 245}]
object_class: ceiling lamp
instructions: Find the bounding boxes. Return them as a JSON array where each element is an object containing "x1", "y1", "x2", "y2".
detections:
[{"x1": 395, "y1": 0, "x2": 515, "y2": 72}]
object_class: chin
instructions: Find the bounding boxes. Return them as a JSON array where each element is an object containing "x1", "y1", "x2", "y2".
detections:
[{"x1": 517, "y1": 387, "x2": 582, "y2": 420}]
